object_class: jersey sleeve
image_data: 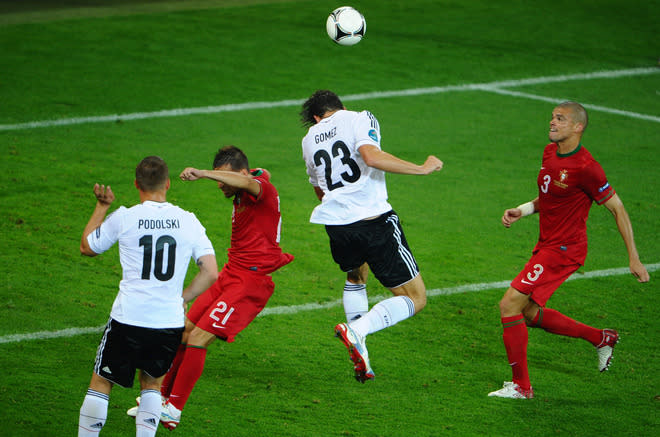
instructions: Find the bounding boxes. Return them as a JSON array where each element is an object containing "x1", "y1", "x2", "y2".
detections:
[
  {"x1": 302, "y1": 138, "x2": 320, "y2": 187},
  {"x1": 190, "y1": 216, "x2": 215, "y2": 261},
  {"x1": 354, "y1": 111, "x2": 381, "y2": 150},
  {"x1": 580, "y1": 160, "x2": 615, "y2": 205},
  {"x1": 86, "y1": 206, "x2": 126, "y2": 254}
]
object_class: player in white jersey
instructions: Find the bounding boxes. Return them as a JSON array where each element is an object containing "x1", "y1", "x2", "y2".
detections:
[
  {"x1": 77, "y1": 156, "x2": 218, "y2": 437},
  {"x1": 300, "y1": 90, "x2": 444, "y2": 382}
]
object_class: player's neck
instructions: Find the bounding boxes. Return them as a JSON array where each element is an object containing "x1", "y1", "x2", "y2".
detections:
[
  {"x1": 556, "y1": 138, "x2": 580, "y2": 155},
  {"x1": 322, "y1": 109, "x2": 340, "y2": 119},
  {"x1": 139, "y1": 190, "x2": 167, "y2": 203}
]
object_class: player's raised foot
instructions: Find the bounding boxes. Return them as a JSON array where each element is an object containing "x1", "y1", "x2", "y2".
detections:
[
  {"x1": 160, "y1": 401, "x2": 181, "y2": 430},
  {"x1": 334, "y1": 323, "x2": 375, "y2": 383},
  {"x1": 597, "y1": 329, "x2": 619, "y2": 372},
  {"x1": 126, "y1": 396, "x2": 140, "y2": 417},
  {"x1": 488, "y1": 381, "x2": 534, "y2": 399}
]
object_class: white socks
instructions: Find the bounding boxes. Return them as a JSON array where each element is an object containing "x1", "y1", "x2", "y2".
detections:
[
  {"x1": 350, "y1": 295, "x2": 416, "y2": 338},
  {"x1": 78, "y1": 389, "x2": 108, "y2": 436},
  {"x1": 136, "y1": 389, "x2": 161, "y2": 437},
  {"x1": 343, "y1": 281, "x2": 368, "y2": 322}
]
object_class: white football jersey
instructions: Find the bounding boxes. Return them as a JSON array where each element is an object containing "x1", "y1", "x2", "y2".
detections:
[
  {"x1": 302, "y1": 109, "x2": 391, "y2": 224},
  {"x1": 87, "y1": 201, "x2": 215, "y2": 328}
]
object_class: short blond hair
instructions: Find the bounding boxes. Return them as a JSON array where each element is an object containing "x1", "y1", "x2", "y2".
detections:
[{"x1": 557, "y1": 101, "x2": 588, "y2": 131}]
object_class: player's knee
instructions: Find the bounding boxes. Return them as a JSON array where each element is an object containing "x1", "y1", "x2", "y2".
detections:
[
  {"x1": 498, "y1": 296, "x2": 518, "y2": 317},
  {"x1": 413, "y1": 293, "x2": 427, "y2": 313}
]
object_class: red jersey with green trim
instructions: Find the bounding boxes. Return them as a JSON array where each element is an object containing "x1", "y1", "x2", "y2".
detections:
[
  {"x1": 227, "y1": 171, "x2": 294, "y2": 274},
  {"x1": 535, "y1": 143, "x2": 615, "y2": 260}
]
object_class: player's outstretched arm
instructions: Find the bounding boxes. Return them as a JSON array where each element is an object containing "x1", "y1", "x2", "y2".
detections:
[
  {"x1": 80, "y1": 183, "x2": 115, "y2": 256},
  {"x1": 603, "y1": 194, "x2": 650, "y2": 283},
  {"x1": 180, "y1": 167, "x2": 261, "y2": 196},
  {"x1": 359, "y1": 145, "x2": 443, "y2": 175}
]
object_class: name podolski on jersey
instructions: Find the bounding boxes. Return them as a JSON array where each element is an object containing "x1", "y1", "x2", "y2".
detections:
[{"x1": 138, "y1": 219, "x2": 181, "y2": 229}]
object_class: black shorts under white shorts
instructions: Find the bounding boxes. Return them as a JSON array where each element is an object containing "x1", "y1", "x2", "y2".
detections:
[
  {"x1": 325, "y1": 210, "x2": 419, "y2": 289},
  {"x1": 93, "y1": 318, "x2": 184, "y2": 388}
]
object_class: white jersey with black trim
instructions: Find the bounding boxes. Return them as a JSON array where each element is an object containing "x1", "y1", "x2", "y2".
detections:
[
  {"x1": 87, "y1": 201, "x2": 215, "y2": 329},
  {"x1": 302, "y1": 109, "x2": 392, "y2": 225}
]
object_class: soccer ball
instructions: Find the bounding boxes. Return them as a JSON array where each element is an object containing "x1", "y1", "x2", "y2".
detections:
[{"x1": 326, "y1": 6, "x2": 366, "y2": 46}]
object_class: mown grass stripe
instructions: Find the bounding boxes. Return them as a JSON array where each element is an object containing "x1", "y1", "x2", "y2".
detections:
[{"x1": 1, "y1": 263, "x2": 656, "y2": 344}]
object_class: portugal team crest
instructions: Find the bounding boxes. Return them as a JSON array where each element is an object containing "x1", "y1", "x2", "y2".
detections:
[{"x1": 553, "y1": 169, "x2": 569, "y2": 189}]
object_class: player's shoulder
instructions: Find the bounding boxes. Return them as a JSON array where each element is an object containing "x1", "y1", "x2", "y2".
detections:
[{"x1": 543, "y1": 142, "x2": 557, "y2": 155}]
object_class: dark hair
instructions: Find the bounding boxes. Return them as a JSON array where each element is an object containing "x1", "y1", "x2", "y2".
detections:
[
  {"x1": 300, "y1": 90, "x2": 344, "y2": 127},
  {"x1": 212, "y1": 145, "x2": 249, "y2": 171},
  {"x1": 135, "y1": 156, "x2": 169, "y2": 191}
]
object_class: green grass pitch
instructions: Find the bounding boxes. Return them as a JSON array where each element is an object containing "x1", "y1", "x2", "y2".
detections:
[{"x1": 0, "y1": 1, "x2": 658, "y2": 435}]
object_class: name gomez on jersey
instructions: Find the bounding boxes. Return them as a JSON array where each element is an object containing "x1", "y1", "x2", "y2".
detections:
[{"x1": 302, "y1": 110, "x2": 392, "y2": 225}]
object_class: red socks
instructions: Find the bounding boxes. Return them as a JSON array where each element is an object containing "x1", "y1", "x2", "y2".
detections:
[
  {"x1": 161, "y1": 343, "x2": 187, "y2": 398},
  {"x1": 531, "y1": 308, "x2": 602, "y2": 346},
  {"x1": 501, "y1": 315, "x2": 531, "y2": 391},
  {"x1": 167, "y1": 346, "x2": 207, "y2": 411}
]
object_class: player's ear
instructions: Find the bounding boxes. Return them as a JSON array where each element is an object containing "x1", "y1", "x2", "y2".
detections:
[
  {"x1": 165, "y1": 178, "x2": 171, "y2": 191},
  {"x1": 134, "y1": 179, "x2": 140, "y2": 190}
]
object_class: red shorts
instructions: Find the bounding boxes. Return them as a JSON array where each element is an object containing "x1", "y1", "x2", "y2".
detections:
[
  {"x1": 511, "y1": 248, "x2": 581, "y2": 306},
  {"x1": 187, "y1": 264, "x2": 275, "y2": 342}
]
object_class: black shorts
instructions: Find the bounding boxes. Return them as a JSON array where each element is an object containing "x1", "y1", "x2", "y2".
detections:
[
  {"x1": 93, "y1": 318, "x2": 183, "y2": 388},
  {"x1": 325, "y1": 210, "x2": 419, "y2": 288}
]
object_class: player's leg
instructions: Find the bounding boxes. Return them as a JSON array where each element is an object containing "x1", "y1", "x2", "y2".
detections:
[
  {"x1": 344, "y1": 262, "x2": 369, "y2": 322},
  {"x1": 335, "y1": 212, "x2": 422, "y2": 382},
  {"x1": 489, "y1": 286, "x2": 534, "y2": 398},
  {"x1": 135, "y1": 372, "x2": 165, "y2": 437},
  {"x1": 349, "y1": 274, "x2": 423, "y2": 339},
  {"x1": 160, "y1": 317, "x2": 197, "y2": 399},
  {"x1": 165, "y1": 267, "x2": 272, "y2": 425},
  {"x1": 525, "y1": 303, "x2": 618, "y2": 372},
  {"x1": 526, "y1": 304, "x2": 602, "y2": 344},
  {"x1": 79, "y1": 373, "x2": 111, "y2": 437},
  {"x1": 347, "y1": 212, "x2": 422, "y2": 339},
  {"x1": 163, "y1": 326, "x2": 216, "y2": 427}
]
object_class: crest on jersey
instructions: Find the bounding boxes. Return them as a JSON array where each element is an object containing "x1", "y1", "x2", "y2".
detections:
[
  {"x1": 553, "y1": 169, "x2": 569, "y2": 189},
  {"x1": 368, "y1": 129, "x2": 378, "y2": 142}
]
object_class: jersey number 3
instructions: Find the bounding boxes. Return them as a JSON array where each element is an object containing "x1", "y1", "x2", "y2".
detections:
[
  {"x1": 314, "y1": 141, "x2": 361, "y2": 191},
  {"x1": 139, "y1": 235, "x2": 176, "y2": 281}
]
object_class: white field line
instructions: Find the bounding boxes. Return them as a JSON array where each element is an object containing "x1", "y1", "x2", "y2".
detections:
[
  {"x1": 0, "y1": 67, "x2": 657, "y2": 132},
  {"x1": 479, "y1": 87, "x2": 660, "y2": 123},
  {"x1": 1, "y1": 262, "x2": 657, "y2": 345}
]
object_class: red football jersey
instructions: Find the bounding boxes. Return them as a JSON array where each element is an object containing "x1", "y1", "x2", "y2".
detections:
[
  {"x1": 227, "y1": 172, "x2": 294, "y2": 274},
  {"x1": 534, "y1": 143, "x2": 615, "y2": 262}
]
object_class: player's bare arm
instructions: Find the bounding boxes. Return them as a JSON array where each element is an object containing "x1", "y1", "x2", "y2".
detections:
[
  {"x1": 603, "y1": 194, "x2": 650, "y2": 283},
  {"x1": 182, "y1": 254, "x2": 219, "y2": 304},
  {"x1": 358, "y1": 144, "x2": 443, "y2": 175},
  {"x1": 180, "y1": 167, "x2": 261, "y2": 196},
  {"x1": 80, "y1": 183, "x2": 115, "y2": 257},
  {"x1": 502, "y1": 197, "x2": 538, "y2": 228},
  {"x1": 313, "y1": 186, "x2": 324, "y2": 201}
]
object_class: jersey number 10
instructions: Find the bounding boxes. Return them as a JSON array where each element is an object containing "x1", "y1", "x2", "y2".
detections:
[{"x1": 139, "y1": 235, "x2": 176, "y2": 281}]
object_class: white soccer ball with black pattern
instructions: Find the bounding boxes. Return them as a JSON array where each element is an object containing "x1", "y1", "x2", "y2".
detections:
[{"x1": 326, "y1": 6, "x2": 366, "y2": 46}]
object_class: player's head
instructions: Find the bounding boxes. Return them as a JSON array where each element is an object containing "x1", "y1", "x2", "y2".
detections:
[
  {"x1": 213, "y1": 145, "x2": 250, "y2": 171},
  {"x1": 300, "y1": 90, "x2": 344, "y2": 127},
  {"x1": 557, "y1": 101, "x2": 588, "y2": 131},
  {"x1": 135, "y1": 156, "x2": 169, "y2": 192},
  {"x1": 550, "y1": 101, "x2": 588, "y2": 143}
]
